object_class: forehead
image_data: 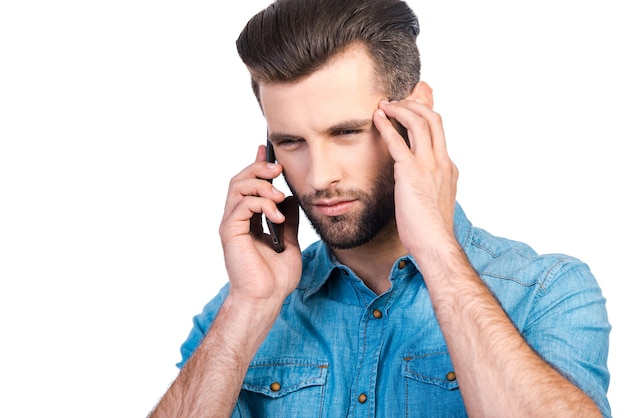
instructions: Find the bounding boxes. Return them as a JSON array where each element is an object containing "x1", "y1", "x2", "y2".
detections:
[{"x1": 259, "y1": 47, "x2": 385, "y2": 134}]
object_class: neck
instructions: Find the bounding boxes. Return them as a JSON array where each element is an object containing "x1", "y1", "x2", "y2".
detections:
[{"x1": 332, "y1": 220, "x2": 407, "y2": 295}]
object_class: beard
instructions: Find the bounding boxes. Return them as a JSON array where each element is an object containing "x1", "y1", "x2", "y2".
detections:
[{"x1": 284, "y1": 160, "x2": 396, "y2": 250}]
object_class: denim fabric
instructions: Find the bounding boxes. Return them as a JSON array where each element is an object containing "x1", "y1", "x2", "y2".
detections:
[{"x1": 178, "y1": 203, "x2": 611, "y2": 417}]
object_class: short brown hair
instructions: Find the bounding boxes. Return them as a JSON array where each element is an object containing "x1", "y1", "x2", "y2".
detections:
[{"x1": 236, "y1": 0, "x2": 421, "y2": 102}]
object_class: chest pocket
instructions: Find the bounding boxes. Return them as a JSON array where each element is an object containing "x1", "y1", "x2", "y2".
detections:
[
  {"x1": 235, "y1": 358, "x2": 328, "y2": 418},
  {"x1": 402, "y1": 350, "x2": 467, "y2": 417}
]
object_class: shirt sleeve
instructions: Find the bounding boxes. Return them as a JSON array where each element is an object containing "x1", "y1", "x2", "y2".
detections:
[
  {"x1": 176, "y1": 283, "x2": 231, "y2": 369},
  {"x1": 524, "y1": 258, "x2": 611, "y2": 416}
]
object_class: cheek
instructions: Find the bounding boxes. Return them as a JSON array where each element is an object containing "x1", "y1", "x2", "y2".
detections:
[
  {"x1": 337, "y1": 149, "x2": 392, "y2": 191},
  {"x1": 280, "y1": 160, "x2": 308, "y2": 190},
  {"x1": 350, "y1": 142, "x2": 392, "y2": 171}
]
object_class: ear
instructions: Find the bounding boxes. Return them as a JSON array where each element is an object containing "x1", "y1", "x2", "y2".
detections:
[{"x1": 406, "y1": 81, "x2": 434, "y2": 109}]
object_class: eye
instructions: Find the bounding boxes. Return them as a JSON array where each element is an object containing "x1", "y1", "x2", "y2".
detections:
[
  {"x1": 334, "y1": 129, "x2": 361, "y2": 136},
  {"x1": 276, "y1": 137, "x2": 303, "y2": 149}
]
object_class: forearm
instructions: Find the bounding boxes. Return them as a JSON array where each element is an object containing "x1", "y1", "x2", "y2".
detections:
[
  {"x1": 419, "y1": 243, "x2": 601, "y2": 417},
  {"x1": 149, "y1": 296, "x2": 282, "y2": 418}
]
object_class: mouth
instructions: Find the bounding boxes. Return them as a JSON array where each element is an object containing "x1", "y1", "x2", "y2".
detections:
[{"x1": 312, "y1": 199, "x2": 356, "y2": 217}]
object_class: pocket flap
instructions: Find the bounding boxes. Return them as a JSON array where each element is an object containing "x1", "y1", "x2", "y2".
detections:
[
  {"x1": 402, "y1": 350, "x2": 459, "y2": 390},
  {"x1": 242, "y1": 358, "x2": 329, "y2": 398}
]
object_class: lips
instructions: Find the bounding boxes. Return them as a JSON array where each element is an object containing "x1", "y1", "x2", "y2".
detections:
[{"x1": 312, "y1": 199, "x2": 356, "y2": 217}]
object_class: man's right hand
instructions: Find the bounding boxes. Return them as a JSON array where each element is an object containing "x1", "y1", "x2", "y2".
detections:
[
  {"x1": 219, "y1": 144, "x2": 302, "y2": 308},
  {"x1": 149, "y1": 145, "x2": 302, "y2": 418}
]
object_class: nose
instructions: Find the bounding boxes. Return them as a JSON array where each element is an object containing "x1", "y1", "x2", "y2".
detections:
[{"x1": 306, "y1": 142, "x2": 340, "y2": 191}]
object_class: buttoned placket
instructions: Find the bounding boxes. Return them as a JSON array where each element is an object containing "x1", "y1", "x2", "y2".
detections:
[{"x1": 347, "y1": 258, "x2": 411, "y2": 417}]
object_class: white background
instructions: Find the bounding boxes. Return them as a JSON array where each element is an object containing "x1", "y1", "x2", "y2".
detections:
[{"x1": 1, "y1": 1, "x2": 624, "y2": 416}]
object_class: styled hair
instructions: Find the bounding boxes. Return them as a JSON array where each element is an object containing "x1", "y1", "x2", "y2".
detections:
[{"x1": 236, "y1": 0, "x2": 421, "y2": 102}]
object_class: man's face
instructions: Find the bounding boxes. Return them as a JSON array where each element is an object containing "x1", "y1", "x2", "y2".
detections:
[{"x1": 260, "y1": 46, "x2": 396, "y2": 249}]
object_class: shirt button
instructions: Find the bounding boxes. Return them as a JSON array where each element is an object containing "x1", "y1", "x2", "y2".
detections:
[
  {"x1": 398, "y1": 259, "x2": 407, "y2": 269},
  {"x1": 270, "y1": 382, "x2": 281, "y2": 392},
  {"x1": 358, "y1": 393, "x2": 368, "y2": 403},
  {"x1": 446, "y1": 371, "x2": 456, "y2": 381},
  {"x1": 372, "y1": 309, "x2": 383, "y2": 319}
]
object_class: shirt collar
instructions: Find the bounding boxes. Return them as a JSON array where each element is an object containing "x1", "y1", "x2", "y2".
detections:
[{"x1": 300, "y1": 202, "x2": 474, "y2": 301}]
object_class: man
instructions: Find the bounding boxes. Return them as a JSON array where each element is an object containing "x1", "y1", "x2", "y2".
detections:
[{"x1": 150, "y1": 0, "x2": 611, "y2": 416}]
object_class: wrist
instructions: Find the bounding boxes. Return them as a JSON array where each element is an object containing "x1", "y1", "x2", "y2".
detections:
[
  {"x1": 410, "y1": 237, "x2": 462, "y2": 268},
  {"x1": 218, "y1": 295, "x2": 284, "y2": 342}
]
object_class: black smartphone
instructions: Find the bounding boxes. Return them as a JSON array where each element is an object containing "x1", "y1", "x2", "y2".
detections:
[{"x1": 265, "y1": 139, "x2": 285, "y2": 253}]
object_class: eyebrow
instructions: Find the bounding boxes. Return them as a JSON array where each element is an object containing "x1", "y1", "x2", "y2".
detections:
[
  {"x1": 268, "y1": 118, "x2": 374, "y2": 143},
  {"x1": 326, "y1": 118, "x2": 373, "y2": 135}
]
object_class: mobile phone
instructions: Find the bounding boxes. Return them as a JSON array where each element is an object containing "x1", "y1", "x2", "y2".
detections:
[{"x1": 265, "y1": 139, "x2": 285, "y2": 253}]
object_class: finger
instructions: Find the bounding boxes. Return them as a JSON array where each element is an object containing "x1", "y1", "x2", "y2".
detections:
[
  {"x1": 384, "y1": 100, "x2": 450, "y2": 161},
  {"x1": 237, "y1": 194, "x2": 285, "y2": 224},
  {"x1": 378, "y1": 101, "x2": 434, "y2": 163},
  {"x1": 229, "y1": 159, "x2": 282, "y2": 186},
  {"x1": 386, "y1": 102, "x2": 459, "y2": 200},
  {"x1": 230, "y1": 177, "x2": 285, "y2": 202},
  {"x1": 255, "y1": 144, "x2": 266, "y2": 163},
  {"x1": 223, "y1": 162, "x2": 283, "y2": 216},
  {"x1": 373, "y1": 107, "x2": 421, "y2": 163},
  {"x1": 222, "y1": 195, "x2": 286, "y2": 239}
]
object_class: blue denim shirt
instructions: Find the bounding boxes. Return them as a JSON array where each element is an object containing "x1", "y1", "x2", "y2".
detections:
[{"x1": 178, "y1": 203, "x2": 611, "y2": 417}]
